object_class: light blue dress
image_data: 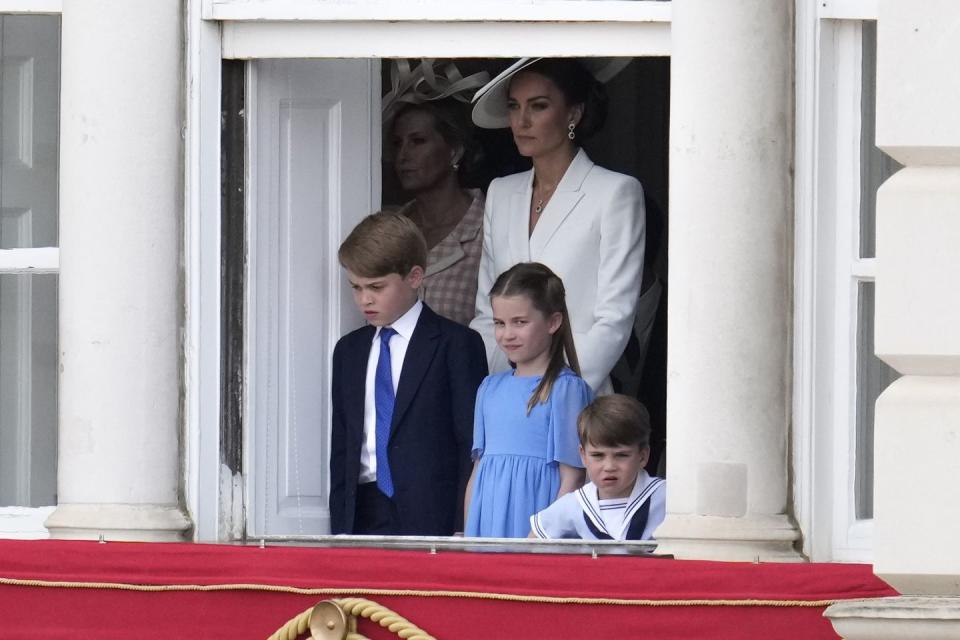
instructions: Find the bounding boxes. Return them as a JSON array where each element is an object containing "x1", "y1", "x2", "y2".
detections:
[{"x1": 466, "y1": 368, "x2": 592, "y2": 538}]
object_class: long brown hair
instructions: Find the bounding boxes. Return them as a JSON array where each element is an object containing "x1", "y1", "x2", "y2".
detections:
[{"x1": 489, "y1": 262, "x2": 581, "y2": 413}]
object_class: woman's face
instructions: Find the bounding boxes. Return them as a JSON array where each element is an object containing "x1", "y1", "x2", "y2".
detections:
[
  {"x1": 507, "y1": 71, "x2": 582, "y2": 160},
  {"x1": 391, "y1": 109, "x2": 458, "y2": 194}
]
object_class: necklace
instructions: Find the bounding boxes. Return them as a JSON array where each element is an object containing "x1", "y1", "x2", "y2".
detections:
[{"x1": 532, "y1": 183, "x2": 557, "y2": 216}]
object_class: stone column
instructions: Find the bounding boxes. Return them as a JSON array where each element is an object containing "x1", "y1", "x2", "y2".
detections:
[
  {"x1": 44, "y1": 0, "x2": 190, "y2": 540},
  {"x1": 653, "y1": 0, "x2": 801, "y2": 561},
  {"x1": 827, "y1": 1, "x2": 960, "y2": 636}
]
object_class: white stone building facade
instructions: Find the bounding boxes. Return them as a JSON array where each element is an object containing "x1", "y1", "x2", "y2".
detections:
[{"x1": 0, "y1": 0, "x2": 957, "y2": 635}]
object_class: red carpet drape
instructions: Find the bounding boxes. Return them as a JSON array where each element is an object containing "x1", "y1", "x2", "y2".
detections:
[{"x1": 0, "y1": 540, "x2": 895, "y2": 639}]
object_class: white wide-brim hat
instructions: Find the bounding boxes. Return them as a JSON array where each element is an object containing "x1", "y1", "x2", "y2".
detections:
[{"x1": 471, "y1": 57, "x2": 632, "y2": 129}]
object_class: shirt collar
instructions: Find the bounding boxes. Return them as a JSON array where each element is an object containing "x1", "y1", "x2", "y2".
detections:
[{"x1": 375, "y1": 299, "x2": 423, "y2": 342}]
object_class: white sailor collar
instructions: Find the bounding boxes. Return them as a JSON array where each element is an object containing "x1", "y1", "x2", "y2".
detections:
[{"x1": 576, "y1": 470, "x2": 663, "y2": 540}]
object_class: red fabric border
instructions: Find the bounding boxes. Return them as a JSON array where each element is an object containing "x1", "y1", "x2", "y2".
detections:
[{"x1": 0, "y1": 540, "x2": 897, "y2": 639}]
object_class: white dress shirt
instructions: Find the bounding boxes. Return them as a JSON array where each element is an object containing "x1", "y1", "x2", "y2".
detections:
[{"x1": 358, "y1": 300, "x2": 423, "y2": 483}]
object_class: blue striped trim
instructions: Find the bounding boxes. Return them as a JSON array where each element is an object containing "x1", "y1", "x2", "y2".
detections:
[
  {"x1": 531, "y1": 513, "x2": 548, "y2": 539},
  {"x1": 577, "y1": 486, "x2": 609, "y2": 536},
  {"x1": 621, "y1": 478, "x2": 664, "y2": 530}
]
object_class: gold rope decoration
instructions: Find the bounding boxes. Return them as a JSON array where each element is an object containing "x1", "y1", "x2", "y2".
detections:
[
  {"x1": 0, "y1": 575, "x2": 840, "y2": 608},
  {"x1": 268, "y1": 598, "x2": 436, "y2": 640},
  {"x1": 340, "y1": 597, "x2": 436, "y2": 640},
  {"x1": 268, "y1": 606, "x2": 312, "y2": 640}
]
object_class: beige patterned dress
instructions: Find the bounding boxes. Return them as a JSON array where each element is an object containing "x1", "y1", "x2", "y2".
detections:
[{"x1": 399, "y1": 189, "x2": 485, "y2": 326}]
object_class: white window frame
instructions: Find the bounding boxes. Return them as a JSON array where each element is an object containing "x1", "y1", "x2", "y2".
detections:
[
  {"x1": 793, "y1": 0, "x2": 880, "y2": 563},
  {"x1": 203, "y1": 0, "x2": 670, "y2": 23},
  {"x1": 185, "y1": 0, "x2": 672, "y2": 541},
  {"x1": 0, "y1": 0, "x2": 61, "y2": 539},
  {"x1": 184, "y1": 0, "x2": 226, "y2": 541},
  {"x1": 209, "y1": 0, "x2": 671, "y2": 59},
  {"x1": 0, "y1": 1, "x2": 60, "y2": 11}
]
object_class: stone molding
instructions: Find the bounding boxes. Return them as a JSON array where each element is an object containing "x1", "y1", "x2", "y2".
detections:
[
  {"x1": 44, "y1": 504, "x2": 191, "y2": 542},
  {"x1": 826, "y1": 596, "x2": 960, "y2": 640},
  {"x1": 654, "y1": 514, "x2": 803, "y2": 562}
]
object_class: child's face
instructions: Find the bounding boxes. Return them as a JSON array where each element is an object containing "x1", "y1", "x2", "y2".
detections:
[
  {"x1": 579, "y1": 442, "x2": 649, "y2": 500},
  {"x1": 491, "y1": 294, "x2": 561, "y2": 374},
  {"x1": 347, "y1": 267, "x2": 423, "y2": 327}
]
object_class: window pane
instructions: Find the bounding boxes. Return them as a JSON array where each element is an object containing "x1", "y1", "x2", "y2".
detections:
[
  {"x1": 0, "y1": 15, "x2": 60, "y2": 249},
  {"x1": 859, "y1": 21, "x2": 901, "y2": 259},
  {"x1": 0, "y1": 273, "x2": 58, "y2": 507},
  {"x1": 855, "y1": 281, "x2": 900, "y2": 520}
]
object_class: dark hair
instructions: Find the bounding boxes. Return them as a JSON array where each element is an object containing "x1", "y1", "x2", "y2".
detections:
[
  {"x1": 338, "y1": 211, "x2": 427, "y2": 278},
  {"x1": 489, "y1": 262, "x2": 581, "y2": 413},
  {"x1": 513, "y1": 59, "x2": 609, "y2": 139},
  {"x1": 577, "y1": 394, "x2": 652, "y2": 450},
  {"x1": 390, "y1": 99, "x2": 477, "y2": 178}
]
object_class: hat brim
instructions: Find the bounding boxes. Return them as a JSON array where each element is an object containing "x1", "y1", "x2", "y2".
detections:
[{"x1": 470, "y1": 57, "x2": 632, "y2": 129}]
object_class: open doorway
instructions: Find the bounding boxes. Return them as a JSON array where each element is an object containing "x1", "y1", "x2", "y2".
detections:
[{"x1": 232, "y1": 56, "x2": 670, "y2": 537}]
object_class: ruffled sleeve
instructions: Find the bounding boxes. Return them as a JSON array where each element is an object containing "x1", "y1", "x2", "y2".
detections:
[
  {"x1": 471, "y1": 375, "x2": 492, "y2": 461},
  {"x1": 546, "y1": 372, "x2": 593, "y2": 467}
]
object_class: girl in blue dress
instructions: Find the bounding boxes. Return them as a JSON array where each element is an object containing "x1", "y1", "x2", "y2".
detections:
[{"x1": 465, "y1": 262, "x2": 592, "y2": 538}]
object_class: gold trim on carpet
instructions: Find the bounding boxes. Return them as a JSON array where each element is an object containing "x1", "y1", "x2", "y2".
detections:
[{"x1": 0, "y1": 576, "x2": 841, "y2": 607}]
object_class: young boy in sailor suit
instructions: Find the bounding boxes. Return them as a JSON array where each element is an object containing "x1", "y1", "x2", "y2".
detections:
[{"x1": 529, "y1": 394, "x2": 665, "y2": 541}]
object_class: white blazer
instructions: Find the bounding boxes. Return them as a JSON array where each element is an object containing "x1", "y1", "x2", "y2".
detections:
[{"x1": 470, "y1": 149, "x2": 646, "y2": 393}]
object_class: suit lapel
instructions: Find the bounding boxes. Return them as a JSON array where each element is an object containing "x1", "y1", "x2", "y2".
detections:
[
  {"x1": 529, "y1": 192, "x2": 584, "y2": 257},
  {"x1": 529, "y1": 149, "x2": 593, "y2": 257},
  {"x1": 424, "y1": 195, "x2": 483, "y2": 276},
  {"x1": 425, "y1": 244, "x2": 465, "y2": 276},
  {"x1": 347, "y1": 328, "x2": 375, "y2": 444},
  {"x1": 507, "y1": 171, "x2": 533, "y2": 263},
  {"x1": 391, "y1": 305, "x2": 441, "y2": 435}
]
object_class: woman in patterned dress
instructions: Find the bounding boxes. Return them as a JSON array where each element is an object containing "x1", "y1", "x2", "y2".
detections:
[{"x1": 390, "y1": 100, "x2": 485, "y2": 326}]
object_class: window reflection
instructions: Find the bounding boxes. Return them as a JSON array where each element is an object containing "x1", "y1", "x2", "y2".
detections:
[
  {"x1": 858, "y1": 21, "x2": 901, "y2": 260},
  {"x1": 0, "y1": 15, "x2": 60, "y2": 249},
  {"x1": 854, "y1": 282, "x2": 898, "y2": 521},
  {"x1": 0, "y1": 274, "x2": 58, "y2": 508}
]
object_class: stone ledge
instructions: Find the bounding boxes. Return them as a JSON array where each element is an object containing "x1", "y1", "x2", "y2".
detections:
[
  {"x1": 44, "y1": 503, "x2": 191, "y2": 542},
  {"x1": 654, "y1": 513, "x2": 803, "y2": 562},
  {"x1": 826, "y1": 596, "x2": 960, "y2": 640}
]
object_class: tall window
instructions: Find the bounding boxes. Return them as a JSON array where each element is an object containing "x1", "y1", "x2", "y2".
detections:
[
  {"x1": 808, "y1": 16, "x2": 901, "y2": 561},
  {"x1": 853, "y1": 22, "x2": 900, "y2": 521},
  {"x1": 0, "y1": 14, "x2": 60, "y2": 535}
]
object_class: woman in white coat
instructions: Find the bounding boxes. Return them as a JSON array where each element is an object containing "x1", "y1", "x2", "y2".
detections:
[{"x1": 469, "y1": 58, "x2": 646, "y2": 394}]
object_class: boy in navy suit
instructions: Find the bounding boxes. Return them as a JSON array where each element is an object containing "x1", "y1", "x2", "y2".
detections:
[{"x1": 330, "y1": 212, "x2": 488, "y2": 535}]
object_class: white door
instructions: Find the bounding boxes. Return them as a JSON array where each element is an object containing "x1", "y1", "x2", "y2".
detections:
[
  {"x1": 0, "y1": 14, "x2": 59, "y2": 524},
  {"x1": 248, "y1": 59, "x2": 379, "y2": 536}
]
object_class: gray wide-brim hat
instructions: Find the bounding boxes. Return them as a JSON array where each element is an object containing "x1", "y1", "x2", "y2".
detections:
[{"x1": 470, "y1": 57, "x2": 632, "y2": 129}]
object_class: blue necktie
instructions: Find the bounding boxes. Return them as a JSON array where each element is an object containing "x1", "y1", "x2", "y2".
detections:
[{"x1": 375, "y1": 327, "x2": 398, "y2": 497}]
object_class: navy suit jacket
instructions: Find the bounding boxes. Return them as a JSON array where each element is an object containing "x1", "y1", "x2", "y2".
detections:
[{"x1": 329, "y1": 303, "x2": 488, "y2": 535}]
